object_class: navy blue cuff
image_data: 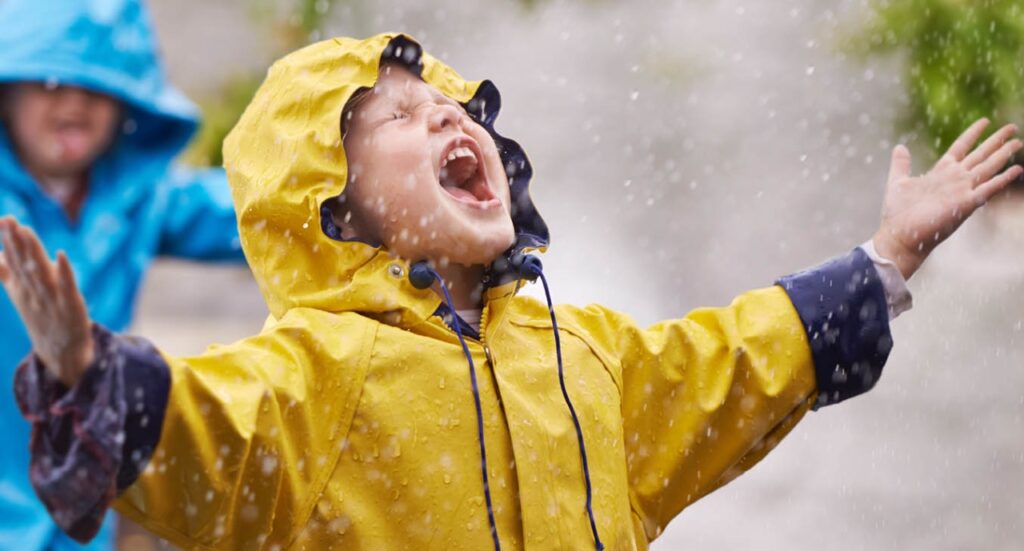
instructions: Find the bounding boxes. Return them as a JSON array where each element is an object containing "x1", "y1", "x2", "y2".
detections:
[
  {"x1": 12, "y1": 325, "x2": 170, "y2": 543},
  {"x1": 776, "y1": 247, "x2": 894, "y2": 408},
  {"x1": 116, "y1": 333, "x2": 171, "y2": 491}
]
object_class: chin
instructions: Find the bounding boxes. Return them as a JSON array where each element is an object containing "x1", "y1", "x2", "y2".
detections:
[
  {"x1": 41, "y1": 155, "x2": 93, "y2": 176},
  {"x1": 434, "y1": 231, "x2": 513, "y2": 267},
  {"x1": 467, "y1": 232, "x2": 516, "y2": 266}
]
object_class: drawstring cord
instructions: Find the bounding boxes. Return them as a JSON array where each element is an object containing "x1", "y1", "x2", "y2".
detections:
[
  {"x1": 512, "y1": 254, "x2": 604, "y2": 551},
  {"x1": 409, "y1": 263, "x2": 502, "y2": 551},
  {"x1": 410, "y1": 256, "x2": 604, "y2": 551}
]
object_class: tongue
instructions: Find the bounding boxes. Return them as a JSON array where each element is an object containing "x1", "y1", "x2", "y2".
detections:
[
  {"x1": 55, "y1": 128, "x2": 90, "y2": 161},
  {"x1": 443, "y1": 186, "x2": 477, "y2": 202}
]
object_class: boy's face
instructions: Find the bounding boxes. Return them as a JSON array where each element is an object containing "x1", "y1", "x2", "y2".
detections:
[
  {"x1": 339, "y1": 65, "x2": 515, "y2": 266},
  {"x1": 3, "y1": 82, "x2": 120, "y2": 179}
]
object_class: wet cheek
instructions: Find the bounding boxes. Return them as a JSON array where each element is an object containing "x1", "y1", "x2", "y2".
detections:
[
  {"x1": 9, "y1": 110, "x2": 47, "y2": 143},
  {"x1": 10, "y1": 123, "x2": 54, "y2": 162}
]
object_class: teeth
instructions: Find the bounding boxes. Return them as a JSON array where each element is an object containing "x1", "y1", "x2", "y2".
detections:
[{"x1": 443, "y1": 146, "x2": 475, "y2": 166}]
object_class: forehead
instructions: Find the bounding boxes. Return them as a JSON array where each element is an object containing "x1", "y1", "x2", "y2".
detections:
[{"x1": 361, "y1": 65, "x2": 454, "y2": 109}]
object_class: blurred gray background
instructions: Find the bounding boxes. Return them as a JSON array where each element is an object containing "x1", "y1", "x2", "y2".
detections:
[{"x1": 136, "y1": 0, "x2": 1024, "y2": 548}]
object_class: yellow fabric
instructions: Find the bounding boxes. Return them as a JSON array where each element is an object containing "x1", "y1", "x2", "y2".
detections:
[{"x1": 112, "y1": 33, "x2": 818, "y2": 550}]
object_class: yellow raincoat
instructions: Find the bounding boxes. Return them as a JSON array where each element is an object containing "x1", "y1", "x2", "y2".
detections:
[{"x1": 112, "y1": 34, "x2": 822, "y2": 550}]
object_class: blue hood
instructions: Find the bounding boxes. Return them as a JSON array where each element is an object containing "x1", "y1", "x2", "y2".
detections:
[{"x1": 0, "y1": 0, "x2": 198, "y2": 197}]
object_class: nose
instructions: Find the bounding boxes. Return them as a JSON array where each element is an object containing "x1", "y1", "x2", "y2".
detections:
[
  {"x1": 54, "y1": 86, "x2": 95, "y2": 110},
  {"x1": 428, "y1": 103, "x2": 465, "y2": 133}
]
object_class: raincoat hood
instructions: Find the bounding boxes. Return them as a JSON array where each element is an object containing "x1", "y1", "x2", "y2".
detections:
[
  {"x1": 223, "y1": 33, "x2": 549, "y2": 321},
  {"x1": 0, "y1": 0, "x2": 199, "y2": 197}
]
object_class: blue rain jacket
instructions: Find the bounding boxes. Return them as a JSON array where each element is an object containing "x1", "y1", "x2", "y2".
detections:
[{"x1": 0, "y1": 1, "x2": 245, "y2": 549}]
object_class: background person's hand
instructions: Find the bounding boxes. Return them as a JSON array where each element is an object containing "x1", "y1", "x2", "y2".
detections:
[
  {"x1": 873, "y1": 119, "x2": 1023, "y2": 280},
  {"x1": 0, "y1": 217, "x2": 93, "y2": 387}
]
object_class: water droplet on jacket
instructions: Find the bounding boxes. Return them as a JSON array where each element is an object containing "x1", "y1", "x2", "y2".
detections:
[
  {"x1": 262, "y1": 455, "x2": 278, "y2": 475},
  {"x1": 240, "y1": 503, "x2": 259, "y2": 523}
]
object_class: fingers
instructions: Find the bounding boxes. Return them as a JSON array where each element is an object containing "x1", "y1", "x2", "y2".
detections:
[
  {"x1": 963, "y1": 123, "x2": 1018, "y2": 169},
  {"x1": 887, "y1": 144, "x2": 912, "y2": 184},
  {"x1": 1, "y1": 221, "x2": 30, "y2": 287},
  {"x1": 945, "y1": 118, "x2": 990, "y2": 161},
  {"x1": 8, "y1": 223, "x2": 53, "y2": 299},
  {"x1": 0, "y1": 218, "x2": 59, "y2": 306},
  {"x1": 0, "y1": 219, "x2": 18, "y2": 284},
  {"x1": 971, "y1": 139, "x2": 1023, "y2": 185},
  {"x1": 0, "y1": 223, "x2": 11, "y2": 286},
  {"x1": 55, "y1": 251, "x2": 88, "y2": 321},
  {"x1": 973, "y1": 164, "x2": 1023, "y2": 205},
  {"x1": 18, "y1": 222, "x2": 58, "y2": 293}
]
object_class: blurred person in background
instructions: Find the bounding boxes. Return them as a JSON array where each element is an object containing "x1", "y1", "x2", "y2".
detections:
[{"x1": 0, "y1": 0, "x2": 246, "y2": 549}]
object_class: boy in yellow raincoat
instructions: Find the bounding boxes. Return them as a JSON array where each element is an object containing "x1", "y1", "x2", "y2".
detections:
[{"x1": 1, "y1": 34, "x2": 1021, "y2": 550}]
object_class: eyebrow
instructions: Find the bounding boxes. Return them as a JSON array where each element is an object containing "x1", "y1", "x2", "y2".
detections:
[{"x1": 342, "y1": 75, "x2": 470, "y2": 138}]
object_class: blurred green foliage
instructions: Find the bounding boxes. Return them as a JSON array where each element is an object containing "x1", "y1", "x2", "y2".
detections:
[
  {"x1": 857, "y1": 0, "x2": 1024, "y2": 157},
  {"x1": 183, "y1": 0, "x2": 342, "y2": 166},
  {"x1": 182, "y1": 75, "x2": 263, "y2": 167}
]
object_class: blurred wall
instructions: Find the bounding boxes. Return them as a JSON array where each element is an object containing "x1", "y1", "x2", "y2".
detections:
[{"x1": 138, "y1": 0, "x2": 1024, "y2": 548}]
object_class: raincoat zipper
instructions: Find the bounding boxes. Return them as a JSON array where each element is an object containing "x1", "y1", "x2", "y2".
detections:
[{"x1": 480, "y1": 303, "x2": 495, "y2": 367}]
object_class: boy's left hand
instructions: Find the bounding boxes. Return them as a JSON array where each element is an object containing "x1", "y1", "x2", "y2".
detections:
[{"x1": 873, "y1": 118, "x2": 1022, "y2": 280}]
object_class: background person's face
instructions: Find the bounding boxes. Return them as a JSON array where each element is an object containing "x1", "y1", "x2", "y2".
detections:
[
  {"x1": 4, "y1": 82, "x2": 120, "y2": 179},
  {"x1": 339, "y1": 65, "x2": 515, "y2": 266}
]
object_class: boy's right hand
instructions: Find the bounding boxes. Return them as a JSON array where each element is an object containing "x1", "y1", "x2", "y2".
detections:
[{"x1": 0, "y1": 217, "x2": 93, "y2": 388}]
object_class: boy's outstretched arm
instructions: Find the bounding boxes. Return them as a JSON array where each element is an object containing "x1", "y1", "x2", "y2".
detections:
[
  {"x1": 1, "y1": 216, "x2": 170, "y2": 539},
  {"x1": 571, "y1": 119, "x2": 1021, "y2": 543},
  {"x1": 0, "y1": 217, "x2": 365, "y2": 548}
]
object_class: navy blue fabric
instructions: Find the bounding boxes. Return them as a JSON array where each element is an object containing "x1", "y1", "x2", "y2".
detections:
[
  {"x1": 777, "y1": 247, "x2": 893, "y2": 408},
  {"x1": 432, "y1": 302, "x2": 481, "y2": 341},
  {"x1": 113, "y1": 333, "x2": 170, "y2": 492},
  {"x1": 13, "y1": 325, "x2": 170, "y2": 543}
]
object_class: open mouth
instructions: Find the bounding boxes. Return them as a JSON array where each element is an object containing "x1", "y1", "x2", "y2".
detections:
[
  {"x1": 51, "y1": 120, "x2": 94, "y2": 159},
  {"x1": 438, "y1": 138, "x2": 501, "y2": 209}
]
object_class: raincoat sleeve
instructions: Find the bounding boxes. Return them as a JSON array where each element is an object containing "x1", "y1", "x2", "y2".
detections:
[
  {"x1": 156, "y1": 166, "x2": 246, "y2": 262},
  {"x1": 575, "y1": 247, "x2": 891, "y2": 540},
  {"x1": 113, "y1": 308, "x2": 373, "y2": 549},
  {"x1": 15, "y1": 310, "x2": 373, "y2": 548}
]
